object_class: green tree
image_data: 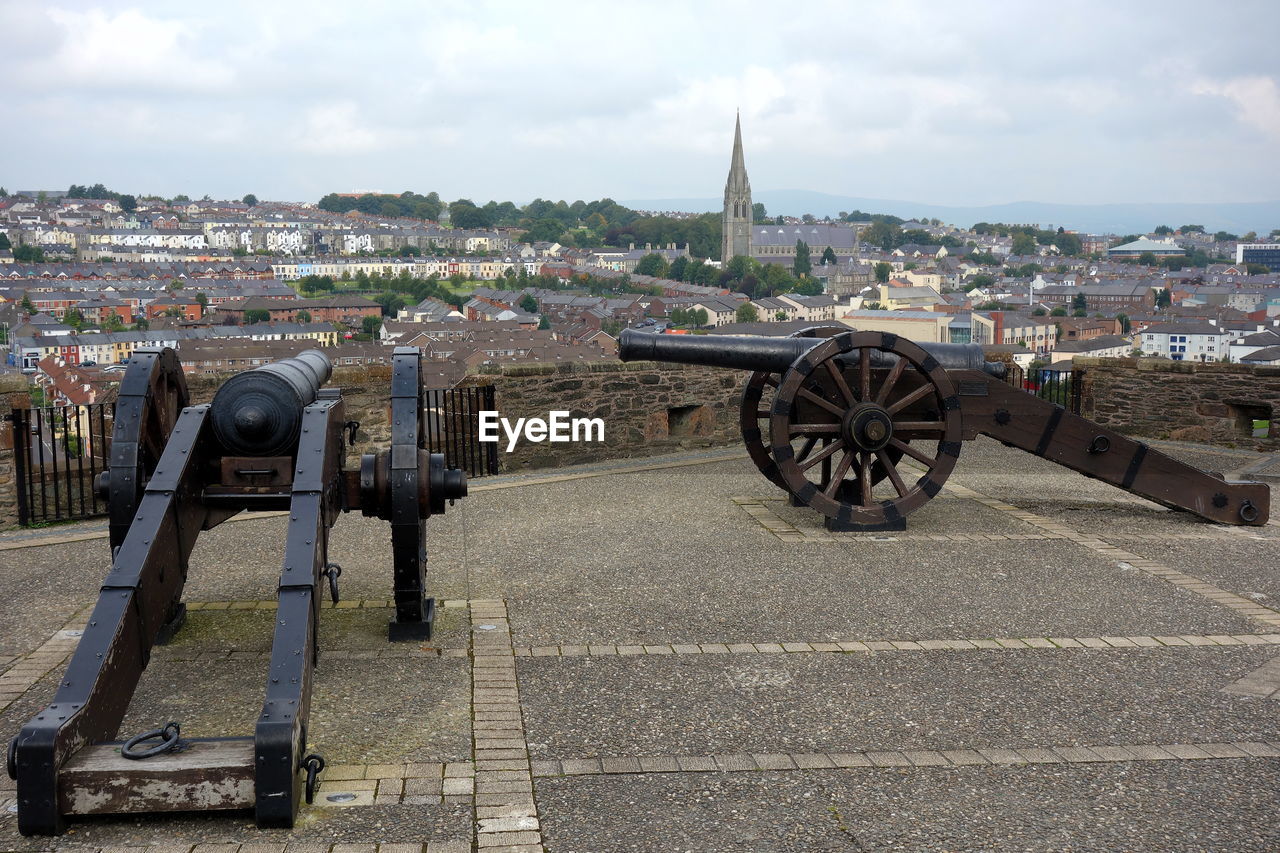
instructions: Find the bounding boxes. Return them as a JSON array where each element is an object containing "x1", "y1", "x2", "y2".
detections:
[
  {"x1": 20, "y1": 293, "x2": 35, "y2": 314},
  {"x1": 1214, "y1": 231, "x2": 1237, "y2": 242},
  {"x1": 537, "y1": 315, "x2": 551, "y2": 330},
  {"x1": 518, "y1": 294, "x2": 538, "y2": 313},
  {"x1": 670, "y1": 307, "x2": 687, "y2": 326},
  {"x1": 245, "y1": 308, "x2": 271, "y2": 324},
  {"x1": 362, "y1": 315, "x2": 382, "y2": 335},
  {"x1": 1032, "y1": 307, "x2": 1047, "y2": 316},
  {"x1": 1050, "y1": 306, "x2": 1067, "y2": 316},
  {"x1": 0, "y1": 233, "x2": 10, "y2": 251},
  {"x1": 633, "y1": 253, "x2": 669, "y2": 277},
  {"x1": 1071, "y1": 292, "x2": 1087, "y2": 312},
  {"x1": 1246, "y1": 263, "x2": 1272, "y2": 275},
  {"x1": 102, "y1": 313, "x2": 125, "y2": 331},
  {"x1": 1153, "y1": 225, "x2": 1173, "y2": 235},
  {"x1": 520, "y1": 218, "x2": 565, "y2": 243},
  {"x1": 820, "y1": 246, "x2": 838, "y2": 265},
  {"x1": 118, "y1": 194, "x2": 137, "y2": 213},
  {"x1": 736, "y1": 303, "x2": 759, "y2": 323},
  {"x1": 13, "y1": 245, "x2": 46, "y2": 263},
  {"x1": 862, "y1": 221, "x2": 903, "y2": 250},
  {"x1": 874, "y1": 262, "x2": 892, "y2": 283},
  {"x1": 1011, "y1": 233, "x2": 1037, "y2": 255},
  {"x1": 243, "y1": 193, "x2": 258, "y2": 206},
  {"x1": 965, "y1": 273, "x2": 995, "y2": 292},
  {"x1": 793, "y1": 240, "x2": 811, "y2": 277},
  {"x1": 194, "y1": 292, "x2": 208, "y2": 313},
  {"x1": 1154, "y1": 289, "x2": 1171, "y2": 310},
  {"x1": 1138, "y1": 251, "x2": 1157, "y2": 265},
  {"x1": 296, "y1": 310, "x2": 312, "y2": 323},
  {"x1": 63, "y1": 308, "x2": 85, "y2": 330},
  {"x1": 760, "y1": 263, "x2": 795, "y2": 297},
  {"x1": 668, "y1": 256, "x2": 689, "y2": 281},
  {"x1": 1180, "y1": 224, "x2": 1205, "y2": 233},
  {"x1": 1116, "y1": 313, "x2": 1131, "y2": 334},
  {"x1": 752, "y1": 202, "x2": 768, "y2": 224},
  {"x1": 691, "y1": 308, "x2": 708, "y2": 328},
  {"x1": 793, "y1": 277, "x2": 823, "y2": 296}
]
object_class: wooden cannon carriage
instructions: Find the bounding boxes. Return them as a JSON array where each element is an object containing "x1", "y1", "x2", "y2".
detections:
[
  {"x1": 619, "y1": 327, "x2": 1269, "y2": 531},
  {"x1": 7, "y1": 347, "x2": 466, "y2": 835}
]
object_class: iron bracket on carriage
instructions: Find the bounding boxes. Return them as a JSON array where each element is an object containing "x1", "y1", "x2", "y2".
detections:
[
  {"x1": 7, "y1": 347, "x2": 467, "y2": 836},
  {"x1": 619, "y1": 327, "x2": 1269, "y2": 531}
]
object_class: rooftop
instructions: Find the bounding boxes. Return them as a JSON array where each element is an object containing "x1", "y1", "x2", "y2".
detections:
[{"x1": 1, "y1": 438, "x2": 1277, "y2": 849}]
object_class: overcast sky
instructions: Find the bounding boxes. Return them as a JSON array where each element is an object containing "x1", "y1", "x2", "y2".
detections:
[{"x1": 3, "y1": 0, "x2": 1278, "y2": 208}]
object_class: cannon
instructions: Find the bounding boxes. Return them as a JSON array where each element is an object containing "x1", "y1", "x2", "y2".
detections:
[
  {"x1": 8, "y1": 347, "x2": 466, "y2": 836},
  {"x1": 619, "y1": 328, "x2": 1269, "y2": 531}
]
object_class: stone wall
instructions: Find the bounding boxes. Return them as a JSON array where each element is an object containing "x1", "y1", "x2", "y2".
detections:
[
  {"x1": 465, "y1": 361, "x2": 743, "y2": 470},
  {"x1": 1077, "y1": 356, "x2": 1280, "y2": 451},
  {"x1": 185, "y1": 365, "x2": 395, "y2": 467},
  {"x1": 0, "y1": 375, "x2": 31, "y2": 529},
  {"x1": 186, "y1": 360, "x2": 744, "y2": 472}
]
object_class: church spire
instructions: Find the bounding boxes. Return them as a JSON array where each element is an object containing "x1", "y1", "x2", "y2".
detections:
[
  {"x1": 722, "y1": 111, "x2": 753, "y2": 262},
  {"x1": 726, "y1": 111, "x2": 749, "y2": 191}
]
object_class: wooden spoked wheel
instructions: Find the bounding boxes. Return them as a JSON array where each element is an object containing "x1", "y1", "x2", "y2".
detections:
[
  {"x1": 769, "y1": 331, "x2": 963, "y2": 529},
  {"x1": 107, "y1": 348, "x2": 189, "y2": 550},
  {"x1": 740, "y1": 326, "x2": 845, "y2": 494},
  {"x1": 741, "y1": 326, "x2": 905, "y2": 499}
]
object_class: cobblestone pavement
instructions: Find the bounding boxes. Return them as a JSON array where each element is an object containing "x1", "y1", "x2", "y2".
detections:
[{"x1": 0, "y1": 439, "x2": 1277, "y2": 851}]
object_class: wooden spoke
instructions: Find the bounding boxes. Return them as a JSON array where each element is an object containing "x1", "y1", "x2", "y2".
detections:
[
  {"x1": 789, "y1": 423, "x2": 840, "y2": 435},
  {"x1": 858, "y1": 452, "x2": 872, "y2": 505},
  {"x1": 755, "y1": 409, "x2": 771, "y2": 420},
  {"x1": 889, "y1": 436, "x2": 936, "y2": 467},
  {"x1": 876, "y1": 448, "x2": 908, "y2": 497},
  {"x1": 796, "y1": 387, "x2": 845, "y2": 417},
  {"x1": 823, "y1": 450, "x2": 855, "y2": 498},
  {"x1": 799, "y1": 439, "x2": 843, "y2": 472},
  {"x1": 858, "y1": 347, "x2": 871, "y2": 402},
  {"x1": 795, "y1": 436, "x2": 819, "y2": 463},
  {"x1": 875, "y1": 359, "x2": 908, "y2": 406},
  {"x1": 823, "y1": 359, "x2": 856, "y2": 406},
  {"x1": 893, "y1": 420, "x2": 946, "y2": 432},
  {"x1": 886, "y1": 383, "x2": 935, "y2": 415},
  {"x1": 763, "y1": 374, "x2": 779, "y2": 388}
]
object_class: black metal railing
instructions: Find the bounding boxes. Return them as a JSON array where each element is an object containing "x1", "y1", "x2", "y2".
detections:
[
  {"x1": 1024, "y1": 368, "x2": 1081, "y2": 413},
  {"x1": 10, "y1": 403, "x2": 114, "y2": 526},
  {"x1": 423, "y1": 385, "x2": 500, "y2": 477}
]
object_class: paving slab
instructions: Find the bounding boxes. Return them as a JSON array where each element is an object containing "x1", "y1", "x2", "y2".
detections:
[
  {"x1": 519, "y1": 648, "x2": 1280, "y2": 758},
  {"x1": 493, "y1": 470, "x2": 1259, "y2": 644},
  {"x1": 0, "y1": 800, "x2": 471, "y2": 853},
  {"x1": 535, "y1": 760, "x2": 1280, "y2": 853},
  {"x1": 1105, "y1": 537, "x2": 1280, "y2": 606}
]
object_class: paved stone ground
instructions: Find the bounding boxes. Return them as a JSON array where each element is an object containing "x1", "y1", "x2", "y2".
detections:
[{"x1": 0, "y1": 438, "x2": 1278, "y2": 851}]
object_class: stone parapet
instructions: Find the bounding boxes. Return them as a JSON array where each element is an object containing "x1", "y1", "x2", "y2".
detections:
[{"x1": 1077, "y1": 357, "x2": 1280, "y2": 450}]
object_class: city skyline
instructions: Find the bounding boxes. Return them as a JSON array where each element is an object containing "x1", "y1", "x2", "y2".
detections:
[{"x1": 3, "y1": 0, "x2": 1278, "y2": 208}]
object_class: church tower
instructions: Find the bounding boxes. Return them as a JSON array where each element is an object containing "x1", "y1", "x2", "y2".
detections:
[{"x1": 721, "y1": 112, "x2": 753, "y2": 262}]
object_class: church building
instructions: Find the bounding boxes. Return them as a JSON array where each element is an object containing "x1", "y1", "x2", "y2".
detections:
[{"x1": 721, "y1": 113, "x2": 753, "y2": 262}]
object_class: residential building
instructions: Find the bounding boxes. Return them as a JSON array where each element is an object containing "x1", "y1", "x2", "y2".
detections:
[{"x1": 1139, "y1": 321, "x2": 1228, "y2": 361}]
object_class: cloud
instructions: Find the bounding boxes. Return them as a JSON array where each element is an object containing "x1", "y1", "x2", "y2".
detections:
[
  {"x1": 292, "y1": 102, "x2": 405, "y2": 155},
  {"x1": 1192, "y1": 75, "x2": 1280, "y2": 141},
  {"x1": 1, "y1": 0, "x2": 1277, "y2": 205},
  {"x1": 14, "y1": 7, "x2": 232, "y2": 93}
]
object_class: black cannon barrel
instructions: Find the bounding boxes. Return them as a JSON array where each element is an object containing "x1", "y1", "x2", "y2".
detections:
[
  {"x1": 618, "y1": 329, "x2": 1005, "y2": 377},
  {"x1": 210, "y1": 349, "x2": 333, "y2": 456}
]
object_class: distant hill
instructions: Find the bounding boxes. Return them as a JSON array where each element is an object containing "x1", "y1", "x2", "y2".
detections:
[{"x1": 621, "y1": 189, "x2": 1280, "y2": 236}]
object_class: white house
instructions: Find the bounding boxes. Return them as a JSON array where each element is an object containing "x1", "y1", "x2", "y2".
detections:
[{"x1": 1139, "y1": 321, "x2": 1228, "y2": 361}]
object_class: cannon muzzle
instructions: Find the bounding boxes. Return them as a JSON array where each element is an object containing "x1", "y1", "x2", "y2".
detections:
[
  {"x1": 619, "y1": 329, "x2": 1005, "y2": 377},
  {"x1": 210, "y1": 349, "x2": 333, "y2": 456}
]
